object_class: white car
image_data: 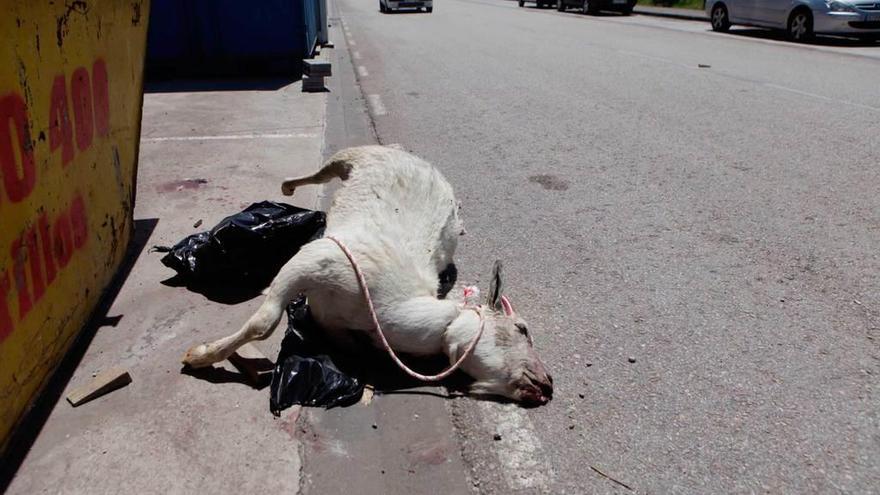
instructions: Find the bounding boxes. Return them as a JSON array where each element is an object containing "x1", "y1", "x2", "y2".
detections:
[
  {"x1": 706, "y1": 0, "x2": 880, "y2": 41},
  {"x1": 380, "y1": 0, "x2": 433, "y2": 13}
]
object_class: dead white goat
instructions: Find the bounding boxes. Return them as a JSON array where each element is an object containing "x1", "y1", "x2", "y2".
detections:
[{"x1": 183, "y1": 145, "x2": 553, "y2": 405}]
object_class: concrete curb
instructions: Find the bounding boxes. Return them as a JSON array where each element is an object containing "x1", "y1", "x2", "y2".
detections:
[{"x1": 633, "y1": 5, "x2": 707, "y2": 21}]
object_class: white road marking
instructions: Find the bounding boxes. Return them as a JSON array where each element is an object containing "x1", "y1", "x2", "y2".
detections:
[
  {"x1": 141, "y1": 132, "x2": 318, "y2": 142},
  {"x1": 357, "y1": 65, "x2": 369, "y2": 77},
  {"x1": 478, "y1": 402, "x2": 553, "y2": 491},
  {"x1": 366, "y1": 94, "x2": 387, "y2": 116},
  {"x1": 352, "y1": 50, "x2": 362, "y2": 60},
  {"x1": 349, "y1": 39, "x2": 357, "y2": 46}
]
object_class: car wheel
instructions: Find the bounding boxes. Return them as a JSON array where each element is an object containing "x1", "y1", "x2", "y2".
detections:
[
  {"x1": 426, "y1": 6, "x2": 433, "y2": 12},
  {"x1": 557, "y1": 0, "x2": 565, "y2": 11},
  {"x1": 379, "y1": 0, "x2": 386, "y2": 11},
  {"x1": 620, "y1": 4, "x2": 633, "y2": 15},
  {"x1": 787, "y1": 8, "x2": 813, "y2": 42},
  {"x1": 710, "y1": 4, "x2": 730, "y2": 32},
  {"x1": 519, "y1": 0, "x2": 525, "y2": 6},
  {"x1": 583, "y1": 0, "x2": 598, "y2": 14}
]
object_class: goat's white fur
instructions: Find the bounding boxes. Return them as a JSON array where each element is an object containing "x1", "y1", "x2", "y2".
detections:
[{"x1": 183, "y1": 146, "x2": 494, "y2": 376}]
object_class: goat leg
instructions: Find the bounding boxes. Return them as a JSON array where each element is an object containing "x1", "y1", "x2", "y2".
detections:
[
  {"x1": 281, "y1": 158, "x2": 351, "y2": 196},
  {"x1": 182, "y1": 247, "x2": 319, "y2": 368}
]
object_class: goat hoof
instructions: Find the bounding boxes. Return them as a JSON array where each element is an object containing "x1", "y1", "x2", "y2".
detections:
[{"x1": 182, "y1": 344, "x2": 214, "y2": 368}]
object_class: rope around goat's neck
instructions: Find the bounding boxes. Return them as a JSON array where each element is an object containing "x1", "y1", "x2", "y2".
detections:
[{"x1": 325, "y1": 235, "x2": 485, "y2": 382}]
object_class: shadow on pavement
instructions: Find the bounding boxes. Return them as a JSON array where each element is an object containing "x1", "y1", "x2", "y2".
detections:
[
  {"x1": 381, "y1": 9, "x2": 432, "y2": 14},
  {"x1": 525, "y1": 4, "x2": 632, "y2": 15},
  {"x1": 727, "y1": 27, "x2": 880, "y2": 47},
  {"x1": 159, "y1": 274, "x2": 268, "y2": 305},
  {"x1": 144, "y1": 76, "x2": 302, "y2": 93},
  {"x1": 181, "y1": 364, "x2": 270, "y2": 389},
  {"x1": 0, "y1": 218, "x2": 159, "y2": 493},
  {"x1": 303, "y1": 332, "x2": 477, "y2": 402}
]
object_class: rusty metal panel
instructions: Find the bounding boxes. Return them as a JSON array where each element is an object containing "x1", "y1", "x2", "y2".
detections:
[{"x1": 0, "y1": 0, "x2": 150, "y2": 450}]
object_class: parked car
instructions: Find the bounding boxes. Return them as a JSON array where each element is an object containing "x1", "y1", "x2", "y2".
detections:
[
  {"x1": 380, "y1": 0, "x2": 432, "y2": 13},
  {"x1": 706, "y1": 0, "x2": 880, "y2": 41},
  {"x1": 554, "y1": 0, "x2": 636, "y2": 15},
  {"x1": 518, "y1": 0, "x2": 557, "y2": 8}
]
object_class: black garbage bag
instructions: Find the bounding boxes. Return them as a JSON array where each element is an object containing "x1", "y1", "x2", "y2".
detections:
[
  {"x1": 270, "y1": 297, "x2": 364, "y2": 414},
  {"x1": 155, "y1": 201, "x2": 325, "y2": 285}
]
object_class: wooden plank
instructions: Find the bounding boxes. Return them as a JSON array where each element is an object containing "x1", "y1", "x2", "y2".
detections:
[
  {"x1": 359, "y1": 384, "x2": 375, "y2": 406},
  {"x1": 66, "y1": 367, "x2": 132, "y2": 407}
]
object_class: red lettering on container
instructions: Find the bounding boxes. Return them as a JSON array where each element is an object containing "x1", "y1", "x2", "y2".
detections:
[
  {"x1": 49, "y1": 75, "x2": 74, "y2": 167},
  {"x1": 0, "y1": 271, "x2": 12, "y2": 342},
  {"x1": 69, "y1": 195, "x2": 88, "y2": 249},
  {"x1": 25, "y1": 225, "x2": 45, "y2": 303},
  {"x1": 10, "y1": 238, "x2": 32, "y2": 319},
  {"x1": 4, "y1": 196, "x2": 89, "y2": 329},
  {"x1": 91, "y1": 59, "x2": 110, "y2": 137},
  {"x1": 53, "y1": 211, "x2": 74, "y2": 269},
  {"x1": 0, "y1": 272, "x2": 13, "y2": 342},
  {"x1": 0, "y1": 92, "x2": 36, "y2": 203},
  {"x1": 71, "y1": 67, "x2": 94, "y2": 152}
]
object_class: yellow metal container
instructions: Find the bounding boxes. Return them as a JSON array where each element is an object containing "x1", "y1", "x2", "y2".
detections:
[{"x1": 0, "y1": 0, "x2": 150, "y2": 450}]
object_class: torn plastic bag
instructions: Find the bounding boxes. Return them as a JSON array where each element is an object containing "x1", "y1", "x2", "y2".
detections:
[
  {"x1": 270, "y1": 297, "x2": 364, "y2": 413},
  {"x1": 155, "y1": 201, "x2": 325, "y2": 284}
]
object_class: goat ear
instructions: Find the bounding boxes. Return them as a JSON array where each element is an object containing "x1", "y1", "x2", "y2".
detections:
[
  {"x1": 500, "y1": 295, "x2": 514, "y2": 316},
  {"x1": 487, "y1": 260, "x2": 504, "y2": 310}
]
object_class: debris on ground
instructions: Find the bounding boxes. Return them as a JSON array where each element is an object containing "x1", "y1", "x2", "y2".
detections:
[
  {"x1": 67, "y1": 367, "x2": 132, "y2": 407},
  {"x1": 590, "y1": 465, "x2": 633, "y2": 491},
  {"x1": 154, "y1": 201, "x2": 325, "y2": 286},
  {"x1": 628, "y1": 356, "x2": 637, "y2": 363},
  {"x1": 229, "y1": 343, "x2": 274, "y2": 386},
  {"x1": 269, "y1": 297, "x2": 364, "y2": 414},
  {"x1": 360, "y1": 384, "x2": 375, "y2": 405},
  {"x1": 157, "y1": 178, "x2": 209, "y2": 193}
]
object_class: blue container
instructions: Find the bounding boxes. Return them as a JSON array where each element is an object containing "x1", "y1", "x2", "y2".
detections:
[{"x1": 146, "y1": 0, "x2": 322, "y2": 77}]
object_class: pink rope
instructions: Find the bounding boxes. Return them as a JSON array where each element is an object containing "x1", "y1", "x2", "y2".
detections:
[{"x1": 325, "y1": 235, "x2": 485, "y2": 382}]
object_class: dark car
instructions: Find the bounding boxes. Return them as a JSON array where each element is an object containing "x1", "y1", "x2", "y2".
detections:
[
  {"x1": 517, "y1": 0, "x2": 558, "y2": 8},
  {"x1": 552, "y1": 0, "x2": 636, "y2": 15}
]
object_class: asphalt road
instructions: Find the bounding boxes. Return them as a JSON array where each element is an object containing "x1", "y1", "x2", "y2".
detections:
[{"x1": 329, "y1": 0, "x2": 880, "y2": 492}]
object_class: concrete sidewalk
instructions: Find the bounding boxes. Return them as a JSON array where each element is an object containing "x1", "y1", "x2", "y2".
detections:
[
  {"x1": 634, "y1": 4, "x2": 708, "y2": 21},
  {"x1": 4, "y1": 74, "x2": 327, "y2": 493}
]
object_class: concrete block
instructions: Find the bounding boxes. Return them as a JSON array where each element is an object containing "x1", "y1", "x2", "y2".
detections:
[
  {"x1": 302, "y1": 74, "x2": 326, "y2": 92},
  {"x1": 303, "y1": 59, "x2": 332, "y2": 77}
]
